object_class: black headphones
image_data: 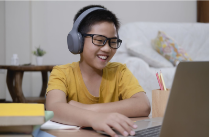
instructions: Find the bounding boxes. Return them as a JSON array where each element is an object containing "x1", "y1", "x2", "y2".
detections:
[{"x1": 67, "y1": 7, "x2": 106, "y2": 54}]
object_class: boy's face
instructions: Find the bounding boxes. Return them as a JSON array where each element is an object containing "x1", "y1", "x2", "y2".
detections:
[{"x1": 81, "y1": 22, "x2": 117, "y2": 70}]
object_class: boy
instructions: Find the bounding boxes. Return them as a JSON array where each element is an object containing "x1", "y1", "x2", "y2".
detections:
[{"x1": 46, "y1": 5, "x2": 151, "y2": 137}]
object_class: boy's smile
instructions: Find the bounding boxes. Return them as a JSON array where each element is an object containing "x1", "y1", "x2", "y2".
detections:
[
  {"x1": 97, "y1": 54, "x2": 108, "y2": 61},
  {"x1": 80, "y1": 21, "x2": 117, "y2": 71}
]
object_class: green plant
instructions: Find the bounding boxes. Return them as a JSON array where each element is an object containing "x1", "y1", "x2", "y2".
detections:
[{"x1": 32, "y1": 46, "x2": 46, "y2": 56}]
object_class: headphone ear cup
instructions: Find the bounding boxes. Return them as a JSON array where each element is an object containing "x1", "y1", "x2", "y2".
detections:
[{"x1": 67, "y1": 30, "x2": 83, "y2": 54}]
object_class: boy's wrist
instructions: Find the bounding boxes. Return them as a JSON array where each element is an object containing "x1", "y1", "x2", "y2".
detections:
[{"x1": 85, "y1": 111, "x2": 101, "y2": 127}]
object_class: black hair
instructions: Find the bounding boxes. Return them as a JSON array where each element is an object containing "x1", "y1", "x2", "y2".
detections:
[{"x1": 73, "y1": 5, "x2": 120, "y2": 34}]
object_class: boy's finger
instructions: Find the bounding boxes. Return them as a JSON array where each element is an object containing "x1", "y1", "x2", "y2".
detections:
[
  {"x1": 109, "y1": 122, "x2": 128, "y2": 137},
  {"x1": 103, "y1": 125, "x2": 118, "y2": 137},
  {"x1": 123, "y1": 117, "x2": 138, "y2": 129},
  {"x1": 120, "y1": 121, "x2": 134, "y2": 136}
]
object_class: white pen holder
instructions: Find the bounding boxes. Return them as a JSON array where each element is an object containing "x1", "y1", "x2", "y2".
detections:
[{"x1": 152, "y1": 88, "x2": 170, "y2": 118}]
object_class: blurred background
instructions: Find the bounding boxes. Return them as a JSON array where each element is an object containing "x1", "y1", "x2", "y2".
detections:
[{"x1": 0, "y1": 1, "x2": 208, "y2": 101}]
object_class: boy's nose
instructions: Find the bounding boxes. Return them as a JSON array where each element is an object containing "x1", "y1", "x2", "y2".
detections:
[{"x1": 101, "y1": 41, "x2": 111, "y2": 52}]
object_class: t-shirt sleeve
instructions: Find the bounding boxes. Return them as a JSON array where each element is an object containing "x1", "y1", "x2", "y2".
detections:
[
  {"x1": 118, "y1": 64, "x2": 145, "y2": 100},
  {"x1": 46, "y1": 66, "x2": 68, "y2": 95}
]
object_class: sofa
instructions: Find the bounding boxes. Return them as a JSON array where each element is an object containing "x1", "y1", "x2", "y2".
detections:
[{"x1": 111, "y1": 22, "x2": 209, "y2": 108}]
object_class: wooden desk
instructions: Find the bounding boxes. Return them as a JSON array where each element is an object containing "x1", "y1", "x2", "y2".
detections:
[
  {"x1": 0, "y1": 65, "x2": 55, "y2": 103},
  {"x1": 43, "y1": 117, "x2": 149, "y2": 137}
]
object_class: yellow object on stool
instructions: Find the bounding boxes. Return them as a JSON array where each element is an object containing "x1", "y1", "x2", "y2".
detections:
[{"x1": 152, "y1": 89, "x2": 170, "y2": 118}]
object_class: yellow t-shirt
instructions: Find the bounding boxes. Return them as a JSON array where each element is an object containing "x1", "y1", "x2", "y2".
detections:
[{"x1": 46, "y1": 62, "x2": 144, "y2": 104}]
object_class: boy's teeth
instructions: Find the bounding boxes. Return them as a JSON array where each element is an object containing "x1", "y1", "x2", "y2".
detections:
[{"x1": 98, "y1": 56, "x2": 108, "y2": 60}]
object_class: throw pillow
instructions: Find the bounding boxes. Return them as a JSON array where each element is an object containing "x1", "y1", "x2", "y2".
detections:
[
  {"x1": 126, "y1": 40, "x2": 174, "y2": 68},
  {"x1": 152, "y1": 31, "x2": 192, "y2": 66}
]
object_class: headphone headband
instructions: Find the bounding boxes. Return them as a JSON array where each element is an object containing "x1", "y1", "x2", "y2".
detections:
[{"x1": 72, "y1": 7, "x2": 105, "y2": 31}]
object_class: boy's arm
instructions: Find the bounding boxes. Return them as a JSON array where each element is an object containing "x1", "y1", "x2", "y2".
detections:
[
  {"x1": 69, "y1": 92, "x2": 151, "y2": 117},
  {"x1": 46, "y1": 89, "x2": 138, "y2": 137}
]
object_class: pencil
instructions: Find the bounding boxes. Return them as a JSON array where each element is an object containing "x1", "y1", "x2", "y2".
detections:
[
  {"x1": 160, "y1": 71, "x2": 166, "y2": 91},
  {"x1": 156, "y1": 72, "x2": 163, "y2": 90}
]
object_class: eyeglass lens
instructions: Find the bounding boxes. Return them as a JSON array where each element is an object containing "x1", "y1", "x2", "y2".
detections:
[{"x1": 92, "y1": 35, "x2": 120, "y2": 48}]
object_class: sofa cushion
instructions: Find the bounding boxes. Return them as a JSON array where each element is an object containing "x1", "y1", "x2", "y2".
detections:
[
  {"x1": 126, "y1": 40, "x2": 173, "y2": 68},
  {"x1": 152, "y1": 31, "x2": 192, "y2": 66}
]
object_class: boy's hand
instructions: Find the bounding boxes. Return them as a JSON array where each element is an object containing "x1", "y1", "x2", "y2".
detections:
[
  {"x1": 89, "y1": 112, "x2": 138, "y2": 137},
  {"x1": 69, "y1": 100, "x2": 138, "y2": 136}
]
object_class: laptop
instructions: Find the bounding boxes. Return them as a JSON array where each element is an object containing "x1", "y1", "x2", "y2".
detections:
[{"x1": 97, "y1": 61, "x2": 209, "y2": 137}]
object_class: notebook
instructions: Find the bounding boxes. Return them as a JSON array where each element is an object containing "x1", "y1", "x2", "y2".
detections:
[
  {"x1": 41, "y1": 120, "x2": 80, "y2": 130},
  {"x1": 97, "y1": 61, "x2": 209, "y2": 137}
]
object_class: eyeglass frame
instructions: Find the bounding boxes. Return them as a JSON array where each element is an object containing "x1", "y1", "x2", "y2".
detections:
[{"x1": 82, "y1": 33, "x2": 122, "y2": 49}]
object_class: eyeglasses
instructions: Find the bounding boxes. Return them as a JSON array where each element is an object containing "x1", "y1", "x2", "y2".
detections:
[{"x1": 82, "y1": 34, "x2": 122, "y2": 49}]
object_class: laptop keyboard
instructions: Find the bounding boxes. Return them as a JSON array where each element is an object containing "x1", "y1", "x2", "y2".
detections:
[{"x1": 133, "y1": 125, "x2": 162, "y2": 137}]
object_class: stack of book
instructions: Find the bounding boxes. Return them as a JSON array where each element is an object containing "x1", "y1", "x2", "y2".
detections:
[{"x1": 0, "y1": 103, "x2": 54, "y2": 137}]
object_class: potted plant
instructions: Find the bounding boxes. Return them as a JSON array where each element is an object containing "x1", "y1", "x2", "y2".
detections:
[{"x1": 32, "y1": 46, "x2": 46, "y2": 65}]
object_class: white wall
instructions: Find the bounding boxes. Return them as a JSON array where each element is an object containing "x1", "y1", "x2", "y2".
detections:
[
  {"x1": 0, "y1": 1, "x2": 197, "y2": 100},
  {"x1": 5, "y1": 1, "x2": 32, "y2": 100}
]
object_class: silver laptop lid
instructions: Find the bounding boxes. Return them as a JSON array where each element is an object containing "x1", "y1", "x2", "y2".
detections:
[{"x1": 160, "y1": 61, "x2": 209, "y2": 137}]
